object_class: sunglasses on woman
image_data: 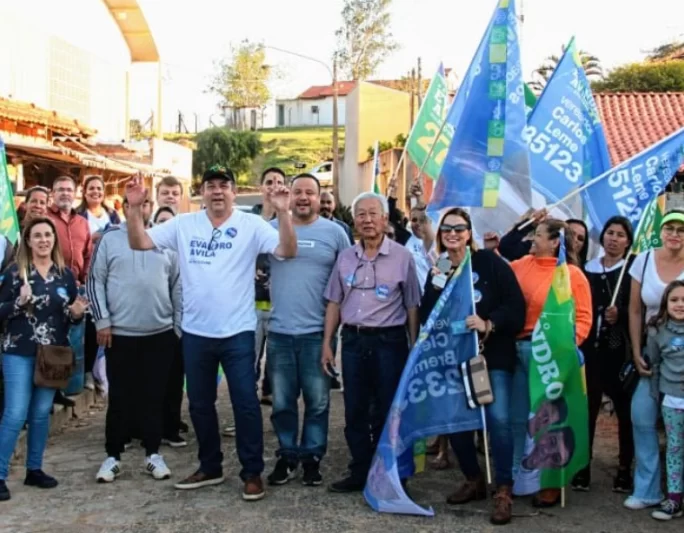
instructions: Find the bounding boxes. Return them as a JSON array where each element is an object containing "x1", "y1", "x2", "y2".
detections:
[{"x1": 439, "y1": 224, "x2": 469, "y2": 234}]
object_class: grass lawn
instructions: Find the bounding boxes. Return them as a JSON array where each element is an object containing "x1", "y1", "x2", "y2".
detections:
[{"x1": 253, "y1": 126, "x2": 345, "y2": 177}]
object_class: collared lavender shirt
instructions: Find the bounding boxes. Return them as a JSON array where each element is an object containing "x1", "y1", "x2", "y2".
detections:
[{"x1": 324, "y1": 236, "x2": 421, "y2": 327}]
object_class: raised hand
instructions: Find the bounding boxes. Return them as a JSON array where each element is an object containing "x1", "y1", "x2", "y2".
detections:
[
  {"x1": 268, "y1": 185, "x2": 291, "y2": 213},
  {"x1": 124, "y1": 174, "x2": 148, "y2": 207}
]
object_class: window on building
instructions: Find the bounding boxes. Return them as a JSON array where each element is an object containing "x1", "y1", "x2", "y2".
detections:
[{"x1": 311, "y1": 105, "x2": 319, "y2": 114}]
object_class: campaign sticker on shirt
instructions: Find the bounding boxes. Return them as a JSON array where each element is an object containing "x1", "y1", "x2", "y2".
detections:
[
  {"x1": 298, "y1": 240, "x2": 315, "y2": 248},
  {"x1": 472, "y1": 272, "x2": 479, "y2": 284},
  {"x1": 225, "y1": 227, "x2": 238, "y2": 238},
  {"x1": 671, "y1": 337, "x2": 684, "y2": 348},
  {"x1": 376, "y1": 284, "x2": 390, "y2": 301},
  {"x1": 56, "y1": 287, "x2": 69, "y2": 301},
  {"x1": 344, "y1": 274, "x2": 354, "y2": 287},
  {"x1": 473, "y1": 289, "x2": 482, "y2": 303}
]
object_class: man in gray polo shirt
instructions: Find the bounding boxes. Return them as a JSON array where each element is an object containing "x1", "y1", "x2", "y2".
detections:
[{"x1": 266, "y1": 173, "x2": 350, "y2": 488}]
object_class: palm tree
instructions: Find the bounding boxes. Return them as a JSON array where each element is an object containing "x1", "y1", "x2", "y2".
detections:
[{"x1": 527, "y1": 46, "x2": 604, "y2": 94}]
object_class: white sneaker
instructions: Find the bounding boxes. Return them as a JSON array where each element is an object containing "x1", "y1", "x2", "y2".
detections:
[
  {"x1": 222, "y1": 425, "x2": 236, "y2": 437},
  {"x1": 145, "y1": 454, "x2": 171, "y2": 480},
  {"x1": 84, "y1": 372, "x2": 95, "y2": 391},
  {"x1": 624, "y1": 495, "x2": 662, "y2": 510},
  {"x1": 96, "y1": 457, "x2": 121, "y2": 483}
]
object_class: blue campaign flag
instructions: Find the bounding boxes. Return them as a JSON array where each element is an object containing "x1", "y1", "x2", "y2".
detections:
[
  {"x1": 526, "y1": 37, "x2": 611, "y2": 206},
  {"x1": 429, "y1": 0, "x2": 530, "y2": 209},
  {"x1": 583, "y1": 126, "x2": 684, "y2": 231},
  {"x1": 364, "y1": 250, "x2": 483, "y2": 516}
]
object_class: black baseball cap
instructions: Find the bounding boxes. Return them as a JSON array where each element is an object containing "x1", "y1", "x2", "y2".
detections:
[{"x1": 202, "y1": 165, "x2": 235, "y2": 184}]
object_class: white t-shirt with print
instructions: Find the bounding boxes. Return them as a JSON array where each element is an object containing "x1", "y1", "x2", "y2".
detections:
[
  {"x1": 87, "y1": 210, "x2": 112, "y2": 235},
  {"x1": 630, "y1": 251, "x2": 684, "y2": 322},
  {"x1": 405, "y1": 234, "x2": 436, "y2": 293},
  {"x1": 147, "y1": 209, "x2": 280, "y2": 338}
]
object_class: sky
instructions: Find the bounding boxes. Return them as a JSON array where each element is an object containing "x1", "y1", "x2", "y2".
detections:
[{"x1": 130, "y1": 0, "x2": 684, "y2": 132}]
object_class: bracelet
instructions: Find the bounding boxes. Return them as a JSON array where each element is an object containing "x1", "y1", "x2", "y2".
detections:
[{"x1": 481, "y1": 320, "x2": 493, "y2": 343}]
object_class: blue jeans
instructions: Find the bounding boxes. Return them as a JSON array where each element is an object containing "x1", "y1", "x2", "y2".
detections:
[
  {"x1": 267, "y1": 332, "x2": 330, "y2": 462},
  {"x1": 341, "y1": 326, "x2": 408, "y2": 480},
  {"x1": 450, "y1": 369, "x2": 514, "y2": 486},
  {"x1": 182, "y1": 331, "x2": 264, "y2": 480},
  {"x1": 0, "y1": 355, "x2": 57, "y2": 479},
  {"x1": 511, "y1": 340, "x2": 531, "y2": 478},
  {"x1": 631, "y1": 377, "x2": 663, "y2": 502}
]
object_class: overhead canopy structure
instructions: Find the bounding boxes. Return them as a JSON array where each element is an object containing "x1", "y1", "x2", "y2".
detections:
[{"x1": 102, "y1": 0, "x2": 159, "y2": 62}]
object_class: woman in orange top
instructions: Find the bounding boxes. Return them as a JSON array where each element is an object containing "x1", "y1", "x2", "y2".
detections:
[{"x1": 509, "y1": 219, "x2": 592, "y2": 508}]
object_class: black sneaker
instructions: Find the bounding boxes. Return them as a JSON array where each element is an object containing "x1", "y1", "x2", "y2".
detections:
[
  {"x1": 179, "y1": 421, "x2": 189, "y2": 434},
  {"x1": 162, "y1": 434, "x2": 188, "y2": 448},
  {"x1": 24, "y1": 469, "x2": 58, "y2": 489},
  {"x1": 267, "y1": 458, "x2": 297, "y2": 486},
  {"x1": 328, "y1": 475, "x2": 365, "y2": 493},
  {"x1": 613, "y1": 468, "x2": 633, "y2": 494},
  {"x1": 571, "y1": 467, "x2": 590, "y2": 492},
  {"x1": 330, "y1": 377, "x2": 342, "y2": 390},
  {"x1": 0, "y1": 480, "x2": 10, "y2": 501},
  {"x1": 302, "y1": 460, "x2": 323, "y2": 486},
  {"x1": 652, "y1": 498, "x2": 683, "y2": 521}
]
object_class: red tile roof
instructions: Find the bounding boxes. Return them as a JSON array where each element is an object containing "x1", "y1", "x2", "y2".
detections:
[
  {"x1": 0, "y1": 97, "x2": 96, "y2": 137},
  {"x1": 595, "y1": 92, "x2": 684, "y2": 165},
  {"x1": 298, "y1": 81, "x2": 357, "y2": 99}
]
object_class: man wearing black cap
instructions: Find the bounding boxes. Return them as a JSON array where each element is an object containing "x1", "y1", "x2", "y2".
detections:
[{"x1": 124, "y1": 165, "x2": 297, "y2": 501}]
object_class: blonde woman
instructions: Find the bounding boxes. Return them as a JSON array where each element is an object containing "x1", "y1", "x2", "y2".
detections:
[{"x1": 0, "y1": 217, "x2": 87, "y2": 502}]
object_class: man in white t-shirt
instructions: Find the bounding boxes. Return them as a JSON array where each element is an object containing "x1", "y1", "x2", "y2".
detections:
[{"x1": 124, "y1": 165, "x2": 296, "y2": 502}]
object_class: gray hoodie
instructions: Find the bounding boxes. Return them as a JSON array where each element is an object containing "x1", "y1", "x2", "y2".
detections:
[
  {"x1": 86, "y1": 223, "x2": 181, "y2": 337},
  {"x1": 646, "y1": 320, "x2": 684, "y2": 400}
]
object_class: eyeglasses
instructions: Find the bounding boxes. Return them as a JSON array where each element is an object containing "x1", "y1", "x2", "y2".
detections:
[
  {"x1": 439, "y1": 224, "x2": 469, "y2": 234},
  {"x1": 662, "y1": 225, "x2": 684, "y2": 236},
  {"x1": 208, "y1": 228, "x2": 222, "y2": 251},
  {"x1": 351, "y1": 259, "x2": 377, "y2": 290}
]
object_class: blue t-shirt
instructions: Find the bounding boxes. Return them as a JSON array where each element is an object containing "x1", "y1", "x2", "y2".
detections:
[{"x1": 269, "y1": 217, "x2": 351, "y2": 334}]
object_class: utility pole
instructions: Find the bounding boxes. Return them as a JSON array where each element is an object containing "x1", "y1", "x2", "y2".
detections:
[
  {"x1": 409, "y1": 68, "x2": 416, "y2": 128},
  {"x1": 332, "y1": 56, "x2": 340, "y2": 203},
  {"x1": 417, "y1": 57, "x2": 423, "y2": 108},
  {"x1": 177, "y1": 111, "x2": 182, "y2": 134}
]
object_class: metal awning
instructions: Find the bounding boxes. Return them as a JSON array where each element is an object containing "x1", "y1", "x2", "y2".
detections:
[{"x1": 102, "y1": 0, "x2": 160, "y2": 62}]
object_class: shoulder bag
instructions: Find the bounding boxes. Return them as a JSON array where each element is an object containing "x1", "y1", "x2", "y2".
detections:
[{"x1": 34, "y1": 345, "x2": 75, "y2": 389}]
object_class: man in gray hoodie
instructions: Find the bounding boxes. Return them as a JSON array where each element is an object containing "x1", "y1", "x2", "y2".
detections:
[{"x1": 87, "y1": 196, "x2": 182, "y2": 483}]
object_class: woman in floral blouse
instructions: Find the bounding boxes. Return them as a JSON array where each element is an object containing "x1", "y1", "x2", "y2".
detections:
[{"x1": 0, "y1": 217, "x2": 87, "y2": 502}]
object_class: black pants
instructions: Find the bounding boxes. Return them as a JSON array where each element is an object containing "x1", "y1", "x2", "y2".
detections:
[
  {"x1": 105, "y1": 330, "x2": 175, "y2": 459},
  {"x1": 163, "y1": 336, "x2": 184, "y2": 438},
  {"x1": 84, "y1": 315, "x2": 98, "y2": 374},
  {"x1": 585, "y1": 345, "x2": 634, "y2": 469}
]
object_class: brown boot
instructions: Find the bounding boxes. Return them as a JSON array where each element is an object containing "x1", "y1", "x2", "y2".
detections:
[
  {"x1": 532, "y1": 488, "x2": 561, "y2": 508},
  {"x1": 491, "y1": 485, "x2": 513, "y2": 525},
  {"x1": 446, "y1": 475, "x2": 486, "y2": 504}
]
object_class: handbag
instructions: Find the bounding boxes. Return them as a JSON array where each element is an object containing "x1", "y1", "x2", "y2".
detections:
[
  {"x1": 34, "y1": 344, "x2": 75, "y2": 389},
  {"x1": 461, "y1": 353, "x2": 494, "y2": 409},
  {"x1": 618, "y1": 251, "x2": 650, "y2": 395}
]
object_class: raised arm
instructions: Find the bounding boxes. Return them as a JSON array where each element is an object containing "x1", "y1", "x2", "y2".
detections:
[{"x1": 124, "y1": 176, "x2": 156, "y2": 250}]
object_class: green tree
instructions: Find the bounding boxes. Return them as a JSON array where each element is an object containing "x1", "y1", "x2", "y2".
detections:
[
  {"x1": 528, "y1": 47, "x2": 604, "y2": 94},
  {"x1": 335, "y1": 0, "x2": 399, "y2": 80},
  {"x1": 592, "y1": 61, "x2": 684, "y2": 92},
  {"x1": 208, "y1": 40, "x2": 271, "y2": 129},
  {"x1": 193, "y1": 128, "x2": 262, "y2": 188}
]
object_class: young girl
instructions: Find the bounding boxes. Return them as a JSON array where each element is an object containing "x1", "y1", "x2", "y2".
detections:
[{"x1": 647, "y1": 280, "x2": 684, "y2": 520}]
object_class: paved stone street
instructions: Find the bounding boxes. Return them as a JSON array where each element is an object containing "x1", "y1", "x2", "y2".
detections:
[{"x1": 0, "y1": 388, "x2": 673, "y2": 533}]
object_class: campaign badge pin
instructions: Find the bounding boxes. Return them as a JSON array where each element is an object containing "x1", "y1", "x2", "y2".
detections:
[
  {"x1": 225, "y1": 227, "x2": 238, "y2": 238},
  {"x1": 376, "y1": 284, "x2": 390, "y2": 301},
  {"x1": 473, "y1": 289, "x2": 482, "y2": 303}
]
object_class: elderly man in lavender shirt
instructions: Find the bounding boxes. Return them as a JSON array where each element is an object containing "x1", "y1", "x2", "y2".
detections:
[{"x1": 321, "y1": 191, "x2": 421, "y2": 493}]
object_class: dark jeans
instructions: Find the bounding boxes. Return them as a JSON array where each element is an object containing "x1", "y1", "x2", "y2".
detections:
[
  {"x1": 267, "y1": 332, "x2": 330, "y2": 462},
  {"x1": 586, "y1": 346, "x2": 634, "y2": 469},
  {"x1": 341, "y1": 326, "x2": 408, "y2": 480},
  {"x1": 163, "y1": 336, "x2": 184, "y2": 438},
  {"x1": 105, "y1": 330, "x2": 176, "y2": 459},
  {"x1": 183, "y1": 331, "x2": 264, "y2": 480},
  {"x1": 449, "y1": 369, "x2": 514, "y2": 486}
]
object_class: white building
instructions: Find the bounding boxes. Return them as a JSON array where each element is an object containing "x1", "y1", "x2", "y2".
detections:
[
  {"x1": 275, "y1": 82, "x2": 357, "y2": 128},
  {"x1": 0, "y1": 0, "x2": 160, "y2": 142},
  {"x1": 222, "y1": 102, "x2": 276, "y2": 130}
]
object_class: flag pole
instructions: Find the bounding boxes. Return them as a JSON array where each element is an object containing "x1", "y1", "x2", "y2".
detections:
[{"x1": 480, "y1": 406, "x2": 492, "y2": 484}]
